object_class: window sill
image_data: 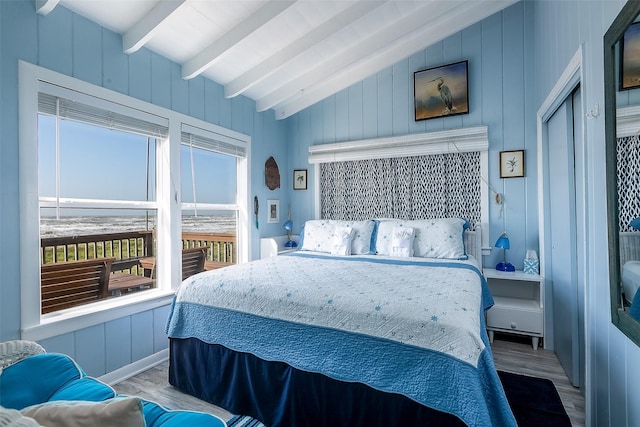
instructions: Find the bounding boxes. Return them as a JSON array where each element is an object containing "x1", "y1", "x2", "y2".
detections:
[{"x1": 21, "y1": 289, "x2": 175, "y2": 342}]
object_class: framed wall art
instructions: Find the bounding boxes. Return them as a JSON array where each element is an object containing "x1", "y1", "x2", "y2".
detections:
[
  {"x1": 267, "y1": 199, "x2": 279, "y2": 223},
  {"x1": 499, "y1": 150, "x2": 525, "y2": 178},
  {"x1": 621, "y1": 21, "x2": 640, "y2": 90},
  {"x1": 414, "y1": 60, "x2": 469, "y2": 121},
  {"x1": 293, "y1": 169, "x2": 307, "y2": 190}
]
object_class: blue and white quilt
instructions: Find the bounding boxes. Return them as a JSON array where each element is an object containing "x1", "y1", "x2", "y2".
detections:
[{"x1": 166, "y1": 252, "x2": 516, "y2": 426}]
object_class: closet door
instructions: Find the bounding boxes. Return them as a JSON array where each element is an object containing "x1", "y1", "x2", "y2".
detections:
[{"x1": 547, "y1": 88, "x2": 582, "y2": 387}]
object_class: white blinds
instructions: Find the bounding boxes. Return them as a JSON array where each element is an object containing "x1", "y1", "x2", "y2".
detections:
[
  {"x1": 180, "y1": 124, "x2": 246, "y2": 158},
  {"x1": 38, "y1": 88, "x2": 169, "y2": 139}
]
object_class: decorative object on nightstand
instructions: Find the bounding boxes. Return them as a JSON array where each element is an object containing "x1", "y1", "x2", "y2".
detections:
[
  {"x1": 524, "y1": 249, "x2": 539, "y2": 274},
  {"x1": 494, "y1": 232, "x2": 515, "y2": 272},
  {"x1": 282, "y1": 207, "x2": 297, "y2": 248}
]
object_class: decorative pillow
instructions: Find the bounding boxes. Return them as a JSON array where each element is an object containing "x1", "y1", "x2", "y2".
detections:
[
  {"x1": 300, "y1": 220, "x2": 375, "y2": 255},
  {"x1": 0, "y1": 341, "x2": 46, "y2": 375},
  {"x1": 299, "y1": 220, "x2": 335, "y2": 253},
  {"x1": 390, "y1": 227, "x2": 415, "y2": 257},
  {"x1": 21, "y1": 397, "x2": 145, "y2": 427},
  {"x1": 329, "y1": 220, "x2": 375, "y2": 255},
  {"x1": 376, "y1": 218, "x2": 467, "y2": 259},
  {"x1": 0, "y1": 407, "x2": 42, "y2": 427},
  {"x1": 331, "y1": 226, "x2": 354, "y2": 256}
]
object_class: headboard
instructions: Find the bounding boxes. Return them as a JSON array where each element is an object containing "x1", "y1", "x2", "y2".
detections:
[{"x1": 308, "y1": 126, "x2": 490, "y2": 260}]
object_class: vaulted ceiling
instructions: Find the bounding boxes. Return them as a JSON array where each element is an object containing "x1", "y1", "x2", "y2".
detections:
[{"x1": 37, "y1": 0, "x2": 517, "y2": 120}]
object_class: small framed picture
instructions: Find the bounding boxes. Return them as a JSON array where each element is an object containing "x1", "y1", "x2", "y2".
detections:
[
  {"x1": 499, "y1": 150, "x2": 525, "y2": 178},
  {"x1": 293, "y1": 169, "x2": 308, "y2": 190},
  {"x1": 267, "y1": 199, "x2": 279, "y2": 223}
]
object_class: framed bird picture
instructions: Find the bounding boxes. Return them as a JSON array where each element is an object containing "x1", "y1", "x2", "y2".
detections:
[{"x1": 414, "y1": 60, "x2": 469, "y2": 121}]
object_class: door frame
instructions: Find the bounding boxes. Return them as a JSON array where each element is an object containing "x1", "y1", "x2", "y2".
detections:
[{"x1": 537, "y1": 45, "x2": 588, "y2": 389}]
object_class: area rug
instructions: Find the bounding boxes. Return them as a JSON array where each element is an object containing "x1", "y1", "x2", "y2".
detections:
[
  {"x1": 226, "y1": 415, "x2": 267, "y2": 427},
  {"x1": 498, "y1": 370, "x2": 572, "y2": 427},
  {"x1": 226, "y1": 370, "x2": 571, "y2": 427}
]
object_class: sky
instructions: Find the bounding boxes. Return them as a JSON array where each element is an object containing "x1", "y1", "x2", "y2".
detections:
[{"x1": 38, "y1": 115, "x2": 237, "y2": 214}]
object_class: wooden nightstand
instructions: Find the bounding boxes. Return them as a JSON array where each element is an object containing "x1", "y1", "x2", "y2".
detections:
[{"x1": 483, "y1": 269, "x2": 545, "y2": 350}]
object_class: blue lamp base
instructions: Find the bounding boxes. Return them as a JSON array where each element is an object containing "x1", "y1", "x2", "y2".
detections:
[
  {"x1": 496, "y1": 261, "x2": 515, "y2": 272},
  {"x1": 285, "y1": 240, "x2": 298, "y2": 248}
]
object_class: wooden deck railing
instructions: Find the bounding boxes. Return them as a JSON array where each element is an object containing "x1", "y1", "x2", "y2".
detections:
[{"x1": 41, "y1": 230, "x2": 236, "y2": 270}]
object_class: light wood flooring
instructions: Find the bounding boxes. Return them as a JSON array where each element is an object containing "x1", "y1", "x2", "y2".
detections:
[{"x1": 113, "y1": 334, "x2": 586, "y2": 426}]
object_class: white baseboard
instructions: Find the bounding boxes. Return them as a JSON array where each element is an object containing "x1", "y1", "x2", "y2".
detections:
[{"x1": 99, "y1": 348, "x2": 169, "y2": 386}]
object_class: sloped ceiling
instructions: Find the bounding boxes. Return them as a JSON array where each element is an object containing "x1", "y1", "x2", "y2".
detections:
[{"x1": 37, "y1": 0, "x2": 517, "y2": 120}]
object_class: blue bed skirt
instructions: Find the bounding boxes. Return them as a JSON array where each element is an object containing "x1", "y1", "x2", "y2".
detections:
[{"x1": 169, "y1": 337, "x2": 466, "y2": 427}]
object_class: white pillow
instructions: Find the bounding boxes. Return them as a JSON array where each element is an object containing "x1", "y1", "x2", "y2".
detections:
[
  {"x1": 300, "y1": 219, "x2": 375, "y2": 255},
  {"x1": 391, "y1": 227, "x2": 414, "y2": 257},
  {"x1": 331, "y1": 226, "x2": 354, "y2": 256},
  {"x1": 376, "y1": 218, "x2": 467, "y2": 259},
  {"x1": 299, "y1": 220, "x2": 336, "y2": 253},
  {"x1": 329, "y1": 220, "x2": 375, "y2": 255}
]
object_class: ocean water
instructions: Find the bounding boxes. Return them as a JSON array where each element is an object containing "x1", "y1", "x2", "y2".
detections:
[{"x1": 40, "y1": 215, "x2": 236, "y2": 238}]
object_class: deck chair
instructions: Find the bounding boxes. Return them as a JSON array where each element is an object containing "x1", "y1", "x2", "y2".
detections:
[{"x1": 41, "y1": 257, "x2": 115, "y2": 314}]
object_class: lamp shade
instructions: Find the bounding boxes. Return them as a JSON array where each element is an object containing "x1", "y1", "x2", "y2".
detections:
[
  {"x1": 494, "y1": 233, "x2": 510, "y2": 249},
  {"x1": 283, "y1": 219, "x2": 293, "y2": 231}
]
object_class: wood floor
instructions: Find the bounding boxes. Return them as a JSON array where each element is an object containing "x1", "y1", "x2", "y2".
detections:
[{"x1": 113, "y1": 334, "x2": 586, "y2": 426}]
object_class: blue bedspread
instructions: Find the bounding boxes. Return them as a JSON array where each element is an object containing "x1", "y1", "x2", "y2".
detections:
[{"x1": 166, "y1": 252, "x2": 516, "y2": 426}]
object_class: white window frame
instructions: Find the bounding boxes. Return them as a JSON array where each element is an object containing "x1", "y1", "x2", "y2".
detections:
[{"x1": 18, "y1": 61, "x2": 250, "y2": 341}]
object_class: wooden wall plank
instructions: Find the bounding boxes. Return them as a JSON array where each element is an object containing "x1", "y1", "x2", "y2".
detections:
[
  {"x1": 348, "y1": 82, "x2": 363, "y2": 140},
  {"x1": 188, "y1": 76, "x2": 206, "y2": 121},
  {"x1": 75, "y1": 324, "x2": 106, "y2": 377},
  {"x1": 106, "y1": 317, "x2": 132, "y2": 372},
  {"x1": 153, "y1": 306, "x2": 171, "y2": 354},
  {"x1": 131, "y1": 311, "x2": 154, "y2": 361},
  {"x1": 151, "y1": 52, "x2": 172, "y2": 110},
  {"x1": 72, "y1": 14, "x2": 102, "y2": 85},
  {"x1": 376, "y1": 66, "x2": 393, "y2": 136},
  {"x1": 129, "y1": 49, "x2": 152, "y2": 103},
  {"x1": 101, "y1": 28, "x2": 128, "y2": 95},
  {"x1": 38, "y1": 8, "x2": 72, "y2": 76}
]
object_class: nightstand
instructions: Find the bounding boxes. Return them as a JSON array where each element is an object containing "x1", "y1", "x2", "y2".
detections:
[
  {"x1": 483, "y1": 269, "x2": 544, "y2": 350},
  {"x1": 260, "y1": 236, "x2": 299, "y2": 259}
]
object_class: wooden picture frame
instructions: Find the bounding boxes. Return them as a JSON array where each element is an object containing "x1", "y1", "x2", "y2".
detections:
[
  {"x1": 267, "y1": 199, "x2": 279, "y2": 223},
  {"x1": 499, "y1": 150, "x2": 525, "y2": 178},
  {"x1": 293, "y1": 169, "x2": 307, "y2": 190},
  {"x1": 621, "y1": 22, "x2": 640, "y2": 90},
  {"x1": 414, "y1": 60, "x2": 469, "y2": 121}
]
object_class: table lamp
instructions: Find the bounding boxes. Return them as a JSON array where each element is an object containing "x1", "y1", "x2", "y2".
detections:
[
  {"x1": 495, "y1": 232, "x2": 515, "y2": 272},
  {"x1": 283, "y1": 219, "x2": 297, "y2": 248}
]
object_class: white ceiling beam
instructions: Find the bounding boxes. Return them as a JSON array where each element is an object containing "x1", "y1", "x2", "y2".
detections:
[
  {"x1": 123, "y1": 0, "x2": 187, "y2": 54},
  {"x1": 224, "y1": 0, "x2": 386, "y2": 99},
  {"x1": 256, "y1": 1, "x2": 456, "y2": 113},
  {"x1": 35, "y1": 0, "x2": 60, "y2": 15},
  {"x1": 272, "y1": 0, "x2": 517, "y2": 119},
  {"x1": 182, "y1": 0, "x2": 297, "y2": 80}
]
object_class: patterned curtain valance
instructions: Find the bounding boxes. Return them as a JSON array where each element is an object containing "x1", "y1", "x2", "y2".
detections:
[
  {"x1": 309, "y1": 127, "x2": 489, "y2": 233},
  {"x1": 320, "y1": 152, "x2": 481, "y2": 229}
]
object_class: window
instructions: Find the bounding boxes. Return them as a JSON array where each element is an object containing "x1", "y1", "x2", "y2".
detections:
[
  {"x1": 37, "y1": 102, "x2": 161, "y2": 312},
  {"x1": 19, "y1": 62, "x2": 250, "y2": 338},
  {"x1": 180, "y1": 125, "x2": 245, "y2": 272}
]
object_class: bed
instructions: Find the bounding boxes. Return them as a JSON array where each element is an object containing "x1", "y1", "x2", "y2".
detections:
[{"x1": 166, "y1": 218, "x2": 517, "y2": 426}]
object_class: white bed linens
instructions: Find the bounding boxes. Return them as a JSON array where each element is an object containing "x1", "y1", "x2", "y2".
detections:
[
  {"x1": 166, "y1": 252, "x2": 515, "y2": 426},
  {"x1": 171, "y1": 252, "x2": 485, "y2": 365}
]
